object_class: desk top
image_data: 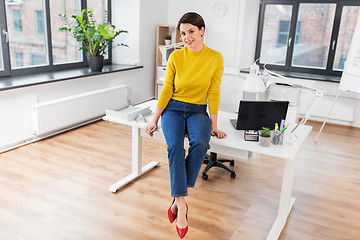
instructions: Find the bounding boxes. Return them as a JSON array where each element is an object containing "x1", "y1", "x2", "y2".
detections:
[{"x1": 103, "y1": 100, "x2": 312, "y2": 160}]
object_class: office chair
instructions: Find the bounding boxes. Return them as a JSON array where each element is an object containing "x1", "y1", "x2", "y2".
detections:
[{"x1": 202, "y1": 152, "x2": 236, "y2": 180}]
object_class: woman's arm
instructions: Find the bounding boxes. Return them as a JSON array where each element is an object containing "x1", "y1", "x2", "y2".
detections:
[
  {"x1": 210, "y1": 113, "x2": 226, "y2": 139},
  {"x1": 147, "y1": 52, "x2": 176, "y2": 137},
  {"x1": 145, "y1": 107, "x2": 164, "y2": 137}
]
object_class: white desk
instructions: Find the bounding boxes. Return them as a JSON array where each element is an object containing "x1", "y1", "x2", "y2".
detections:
[
  {"x1": 103, "y1": 107, "x2": 160, "y2": 193},
  {"x1": 103, "y1": 100, "x2": 312, "y2": 240}
]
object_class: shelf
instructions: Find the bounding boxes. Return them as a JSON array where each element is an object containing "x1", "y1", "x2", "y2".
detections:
[{"x1": 154, "y1": 24, "x2": 181, "y2": 99}]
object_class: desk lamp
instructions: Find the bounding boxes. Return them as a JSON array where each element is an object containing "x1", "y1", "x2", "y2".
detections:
[
  {"x1": 263, "y1": 66, "x2": 326, "y2": 139},
  {"x1": 242, "y1": 62, "x2": 266, "y2": 100}
]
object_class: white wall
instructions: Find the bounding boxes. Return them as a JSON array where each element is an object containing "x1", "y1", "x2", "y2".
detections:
[
  {"x1": 167, "y1": 0, "x2": 260, "y2": 69},
  {"x1": 112, "y1": 0, "x2": 168, "y2": 103},
  {"x1": 168, "y1": 0, "x2": 248, "y2": 68},
  {"x1": 167, "y1": 0, "x2": 360, "y2": 128}
]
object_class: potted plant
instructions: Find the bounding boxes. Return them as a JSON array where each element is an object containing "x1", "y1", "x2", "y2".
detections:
[
  {"x1": 258, "y1": 127, "x2": 272, "y2": 147},
  {"x1": 59, "y1": 9, "x2": 128, "y2": 71},
  {"x1": 165, "y1": 34, "x2": 171, "y2": 45}
]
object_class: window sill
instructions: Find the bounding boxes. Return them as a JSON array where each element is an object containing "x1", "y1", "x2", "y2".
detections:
[
  {"x1": 240, "y1": 68, "x2": 341, "y2": 83},
  {"x1": 0, "y1": 64, "x2": 143, "y2": 92}
]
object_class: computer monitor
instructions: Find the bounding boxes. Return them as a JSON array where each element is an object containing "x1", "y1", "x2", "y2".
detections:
[{"x1": 230, "y1": 100, "x2": 289, "y2": 130}]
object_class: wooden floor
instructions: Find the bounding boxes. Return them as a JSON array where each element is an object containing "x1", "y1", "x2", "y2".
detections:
[{"x1": 0, "y1": 120, "x2": 359, "y2": 240}]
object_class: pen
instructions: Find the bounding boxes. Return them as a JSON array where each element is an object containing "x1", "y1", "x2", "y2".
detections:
[
  {"x1": 277, "y1": 124, "x2": 289, "y2": 137},
  {"x1": 280, "y1": 119, "x2": 285, "y2": 130},
  {"x1": 280, "y1": 124, "x2": 289, "y2": 134},
  {"x1": 273, "y1": 124, "x2": 289, "y2": 141}
]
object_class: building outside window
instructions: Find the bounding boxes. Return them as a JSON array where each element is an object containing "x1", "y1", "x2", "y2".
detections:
[
  {"x1": 256, "y1": 0, "x2": 360, "y2": 78},
  {"x1": 277, "y1": 20, "x2": 290, "y2": 47},
  {"x1": 292, "y1": 3, "x2": 336, "y2": 69},
  {"x1": 259, "y1": 4, "x2": 293, "y2": 66},
  {"x1": 30, "y1": 52, "x2": 46, "y2": 66},
  {"x1": 36, "y1": 10, "x2": 44, "y2": 35},
  {"x1": 7, "y1": 0, "x2": 48, "y2": 69},
  {"x1": 15, "y1": 52, "x2": 23, "y2": 67},
  {"x1": 50, "y1": 0, "x2": 82, "y2": 65},
  {"x1": 277, "y1": 21, "x2": 301, "y2": 48},
  {"x1": 334, "y1": 5, "x2": 360, "y2": 70},
  {"x1": 12, "y1": 9, "x2": 22, "y2": 32}
]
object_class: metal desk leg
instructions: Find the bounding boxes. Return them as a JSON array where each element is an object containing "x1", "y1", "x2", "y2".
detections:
[
  {"x1": 267, "y1": 157, "x2": 297, "y2": 240},
  {"x1": 109, "y1": 126, "x2": 159, "y2": 193}
]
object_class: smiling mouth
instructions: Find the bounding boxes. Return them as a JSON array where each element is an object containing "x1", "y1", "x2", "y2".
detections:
[{"x1": 185, "y1": 40, "x2": 193, "y2": 45}]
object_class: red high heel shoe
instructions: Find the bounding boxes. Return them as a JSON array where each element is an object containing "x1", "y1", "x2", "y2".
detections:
[
  {"x1": 176, "y1": 203, "x2": 188, "y2": 239},
  {"x1": 168, "y1": 198, "x2": 177, "y2": 223}
]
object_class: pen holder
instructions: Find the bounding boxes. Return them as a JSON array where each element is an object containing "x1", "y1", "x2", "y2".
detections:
[{"x1": 272, "y1": 130, "x2": 284, "y2": 145}]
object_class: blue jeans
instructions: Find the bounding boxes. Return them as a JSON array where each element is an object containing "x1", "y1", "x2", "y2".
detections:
[{"x1": 161, "y1": 99, "x2": 211, "y2": 197}]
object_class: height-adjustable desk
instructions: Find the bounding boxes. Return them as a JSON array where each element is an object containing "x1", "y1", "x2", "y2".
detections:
[{"x1": 103, "y1": 100, "x2": 312, "y2": 240}]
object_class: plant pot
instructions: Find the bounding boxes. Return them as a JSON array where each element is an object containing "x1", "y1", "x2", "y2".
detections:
[
  {"x1": 87, "y1": 55, "x2": 104, "y2": 72},
  {"x1": 259, "y1": 136, "x2": 271, "y2": 147},
  {"x1": 165, "y1": 39, "x2": 171, "y2": 46}
]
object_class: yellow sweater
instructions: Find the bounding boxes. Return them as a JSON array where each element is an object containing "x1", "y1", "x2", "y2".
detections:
[{"x1": 157, "y1": 45, "x2": 224, "y2": 114}]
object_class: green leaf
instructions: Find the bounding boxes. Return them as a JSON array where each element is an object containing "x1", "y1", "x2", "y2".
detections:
[{"x1": 58, "y1": 9, "x2": 128, "y2": 56}]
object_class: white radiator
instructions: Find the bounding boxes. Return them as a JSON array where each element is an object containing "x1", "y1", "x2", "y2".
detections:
[{"x1": 32, "y1": 85, "x2": 129, "y2": 136}]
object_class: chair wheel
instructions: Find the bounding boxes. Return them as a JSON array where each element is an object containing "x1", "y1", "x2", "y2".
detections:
[
  {"x1": 230, "y1": 161, "x2": 235, "y2": 167},
  {"x1": 202, "y1": 173, "x2": 208, "y2": 180},
  {"x1": 231, "y1": 172, "x2": 236, "y2": 178}
]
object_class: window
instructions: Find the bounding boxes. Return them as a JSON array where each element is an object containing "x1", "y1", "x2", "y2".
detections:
[
  {"x1": 255, "y1": 0, "x2": 360, "y2": 78},
  {"x1": 277, "y1": 21, "x2": 301, "y2": 47},
  {"x1": 15, "y1": 52, "x2": 23, "y2": 67},
  {"x1": 334, "y1": 5, "x2": 360, "y2": 70},
  {"x1": 30, "y1": 52, "x2": 46, "y2": 66},
  {"x1": 277, "y1": 21, "x2": 290, "y2": 47},
  {"x1": 12, "y1": 9, "x2": 22, "y2": 32},
  {"x1": 260, "y1": 4, "x2": 293, "y2": 66},
  {"x1": 292, "y1": 3, "x2": 336, "y2": 69},
  {"x1": 7, "y1": 0, "x2": 48, "y2": 69},
  {"x1": 36, "y1": 10, "x2": 44, "y2": 35},
  {"x1": 0, "y1": 0, "x2": 111, "y2": 78},
  {"x1": 50, "y1": 0, "x2": 82, "y2": 64}
]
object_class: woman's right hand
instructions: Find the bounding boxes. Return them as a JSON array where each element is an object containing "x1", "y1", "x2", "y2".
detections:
[{"x1": 145, "y1": 122, "x2": 157, "y2": 137}]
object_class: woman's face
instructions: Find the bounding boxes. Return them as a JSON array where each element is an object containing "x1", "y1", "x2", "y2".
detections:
[{"x1": 179, "y1": 23, "x2": 204, "y2": 52}]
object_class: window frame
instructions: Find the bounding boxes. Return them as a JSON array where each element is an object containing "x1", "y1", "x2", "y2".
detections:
[
  {"x1": 255, "y1": 0, "x2": 360, "y2": 78},
  {"x1": 0, "y1": 0, "x2": 112, "y2": 78}
]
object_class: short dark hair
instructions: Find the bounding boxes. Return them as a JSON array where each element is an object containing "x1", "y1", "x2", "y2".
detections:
[{"x1": 177, "y1": 12, "x2": 205, "y2": 31}]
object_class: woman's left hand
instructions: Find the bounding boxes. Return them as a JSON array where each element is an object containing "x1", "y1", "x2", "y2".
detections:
[{"x1": 211, "y1": 129, "x2": 227, "y2": 139}]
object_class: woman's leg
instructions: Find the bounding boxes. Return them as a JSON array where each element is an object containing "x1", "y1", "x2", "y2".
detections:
[
  {"x1": 161, "y1": 108, "x2": 188, "y2": 198},
  {"x1": 185, "y1": 111, "x2": 211, "y2": 188}
]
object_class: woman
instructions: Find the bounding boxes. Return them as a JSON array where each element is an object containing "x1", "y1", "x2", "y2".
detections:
[{"x1": 145, "y1": 12, "x2": 226, "y2": 238}]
